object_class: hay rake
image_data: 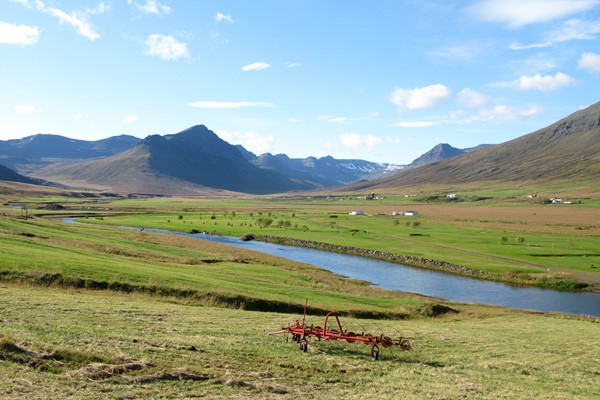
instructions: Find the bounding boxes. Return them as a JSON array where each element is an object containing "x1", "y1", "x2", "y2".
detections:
[{"x1": 269, "y1": 302, "x2": 411, "y2": 360}]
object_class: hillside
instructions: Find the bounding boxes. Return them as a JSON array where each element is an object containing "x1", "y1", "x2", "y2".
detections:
[
  {"x1": 407, "y1": 143, "x2": 492, "y2": 169},
  {"x1": 32, "y1": 126, "x2": 312, "y2": 195},
  {"x1": 251, "y1": 153, "x2": 400, "y2": 186},
  {"x1": 0, "y1": 163, "x2": 43, "y2": 185},
  {"x1": 343, "y1": 102, "x2": 600, "y2": 192},
  {"x1": 0, "y1": 134, "x2": 140, "y2": 169}
]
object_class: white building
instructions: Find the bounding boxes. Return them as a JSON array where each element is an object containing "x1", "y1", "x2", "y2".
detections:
[{"x1": 349, "y1": 210, "x2": 365, "y2": 215}]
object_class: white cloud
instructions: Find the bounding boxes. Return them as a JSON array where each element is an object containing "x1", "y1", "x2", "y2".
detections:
[
  {"x1": 0, "y1": 21, "x2": 39, "y2": 45},
  {"x1": 508, "y1": 41, "x2": 551, "y2": 50},
  {"x1": 49, "y1": 7, "x2": 101, "y2": 40},
  {"x1": 145, "y1": 34, "x2": 189, "y2": 60},
  {"x1": 86, "y1": 3, "x2": 110, "y2": 15},
  {"x1": 286, "y1": 61, "x2": 301, "y2": 68},
  {"x1": 123, "y1": 114, "x2": 138, "y2": 123},
  {"x1": 188, "y1": 101, "x2": 274, "y2": 109},
  {"x1": 393, "y1": 121, "x2": 439, "y2": 128},
  {"x1": 389, "y1": 84, "x2": 451, "y2": 110},
  {"x1": 339, "y1": 133, "x2": 384, "y2": 152},
  {"x1": 457, "y1": 88, "x2": 489, "y2": 108},
  {"x1": 215, "y1": 12, "x2": 233, "y2": 23},
  {"x1": 288, "y1": 118, "x2": 302, "y2": 123},
  {"x1": 546, "y1": 18, "x2": 600, "y2": 41},
  {"x1": 128, "y1": 0, "x2": 171, "y2": 15},
  {"x1": 578, "y1": 52, "x2": 600, "y2": 72},
  {"x1": 242, "y1": 62, "x2": 270, "y2": 71},
  {"x1": 469, "y1": 0, "x2": 599, "y2": 28},
  {"x1": 15, "y1": 104, "x2": 38, "y2": 114},
  {"x1": 517, "y1": 72, "x2": 576, "y2": 92},
  {"x1": 318, "y1": 115, "x2": 357, "y2": 123},
  {"x1": 74, "y1": 113, "x2": 84, "y2": 120},
  {"x1": 215, "y1": 130, "x2": 274, "y2": 154},
  {"x1": 510, "y1": 18, "x2": 600, "y2": 49},
  {"x1": 429, "y1": 43, "x2": 483, "y2": 63},
  {"x1": 478, "y1": 104, "x2": 543, "y2": 122},
  {"x1": 10, "y1": 0, "x2": 105, "y2": 40}
]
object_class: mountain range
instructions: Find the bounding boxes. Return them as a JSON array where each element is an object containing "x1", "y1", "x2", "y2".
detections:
[
  {"x1": 1, "y1": 101, "x2": 598, "y2": 195},
  {"x1": 0, "y1": 134, "x2": 140, "y2": 170},
  {"x1": 14, "y1": 126, "x2": 401, "y2": 195},
  {"x1": 343, "y1": 101, "x2": 600, "y2": 193}
]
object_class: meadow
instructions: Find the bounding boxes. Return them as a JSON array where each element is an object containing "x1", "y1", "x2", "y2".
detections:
[
  {"x1": 74, "y1": 195, "x2": 600, "y2": 290},
  {"x1": 1, "y1": 192, "x2": 599, "y2": 398},
  {"x1": 1, "y1": 284, "x2": 598, "y2": 399}
]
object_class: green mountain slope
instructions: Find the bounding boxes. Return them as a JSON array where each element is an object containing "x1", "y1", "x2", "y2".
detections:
[{"x1": 346, "y1": 102, "x2": 600, "y2": 192}]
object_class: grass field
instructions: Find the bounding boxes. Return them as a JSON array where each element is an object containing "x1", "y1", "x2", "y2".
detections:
[
  {"x1": 65, "y1": 195, "x2": 600, "y2": 290},
  {"x1": 1, "y1": 284, "x2": 598, "y2": 399},
  {"x1": 1, "y1": 191, "x2": 599, "y2": 398},
  {"x1": 0, "y1": 216, "x2": 438, "y2": 317}
]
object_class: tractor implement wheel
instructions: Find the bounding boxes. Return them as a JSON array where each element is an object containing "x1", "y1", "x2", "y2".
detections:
[
  {"x1": 371, "y1": 345, "x2": 380, "y2": 360},
  {"x1": 299, "y1": 339, "x2": 308, "y2": 352}
]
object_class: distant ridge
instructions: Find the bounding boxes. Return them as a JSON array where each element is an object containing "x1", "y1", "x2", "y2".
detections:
[
  {"x1": 251, "y1": 153, "x2": 399, "y2": 186},
  {"x1": 407, "y1": 143, "x2": 493, "y2": 169},
  {"x1": 0, "y1": 163, "x2": 41, "y2": 185},
  {"x1": 341, "y1": 102, "x2": 600, "y2": 192},
  {"x1": 0, "y1": 134, "x2": 141, "y2": 169},
  {"x1": 32, "y1": 125, "x2": 313, "y2": 195}
]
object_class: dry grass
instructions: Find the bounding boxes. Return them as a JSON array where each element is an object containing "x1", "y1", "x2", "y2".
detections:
[{"x1": 1, "y1": 284, "x2": 598, "y2": 399}]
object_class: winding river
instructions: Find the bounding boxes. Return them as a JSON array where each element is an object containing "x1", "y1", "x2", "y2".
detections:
[
  {"x1": 64, "y1": 219, "x2": 600, "y2": 316},
  {"x1": 147, "y1": 228, "x2": 600, "y2": 316}
]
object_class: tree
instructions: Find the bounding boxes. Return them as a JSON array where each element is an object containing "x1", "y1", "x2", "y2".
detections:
[{"x1": 499, "y1": 236, "x2": 508, "y2": 245}]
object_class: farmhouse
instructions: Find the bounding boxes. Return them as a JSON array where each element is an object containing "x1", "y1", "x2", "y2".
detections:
[
  {"x1": 391, "y1": 211, "x2": 420, "y2": 216},
  {"x1": 349, "y1": 210, "x2": 365, "y2": 215}
]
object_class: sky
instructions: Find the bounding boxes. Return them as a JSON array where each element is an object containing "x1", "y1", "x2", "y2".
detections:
[{"x1": 1, "y1": 0, "x2": 600, "y2": 164}]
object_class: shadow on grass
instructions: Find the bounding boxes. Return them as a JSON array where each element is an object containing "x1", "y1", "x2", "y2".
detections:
[{"x1": 0, "y1": 270, "x2": 442, "y2": 319}]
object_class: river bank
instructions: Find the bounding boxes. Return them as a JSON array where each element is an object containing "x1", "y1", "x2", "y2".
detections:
[{"x1": 250, "y1": 234, "x2": 590, "y2": 291}]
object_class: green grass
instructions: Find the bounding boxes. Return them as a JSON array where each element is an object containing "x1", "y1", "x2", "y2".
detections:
[
  {"x1": 1, "y1": 196, "x2": 599, "y2": 398},
  {"x1": 78, "y1": 204, "x2": 600, "y2": 288},
  {"x1": 0, "y1": 216, "x2": 430, "y2": 317},
  {"x1": 1, "y1": 284, "x2": 598, "y2": 399}
]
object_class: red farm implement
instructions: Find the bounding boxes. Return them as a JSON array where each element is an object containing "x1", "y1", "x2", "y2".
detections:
[{"x1": 269, "y1": 303, "x2": 412, "y2": 360}]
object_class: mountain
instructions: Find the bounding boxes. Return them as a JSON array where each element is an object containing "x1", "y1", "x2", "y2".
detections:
[
  {"x1": 0, "y1": 134, "x2": 141, "y2": 169},
  {"x1": 32, "y1": 125, "x2": 315, "y2": 195},
  {"x1": 407, "y1": 143, "x2": 465, "y2": 169},
  {"x1": 0, "y1": 163, "x2": 42, "y2": 185},
  {"x1": 239, "y1": 149, "x2": 403, "y2": 185},
  {"x1": 407, "y1": 143, "x2": 493, "y2": 169},
  {"x1": 342, "y1": 102, "x2": 600, "y2": 192}
]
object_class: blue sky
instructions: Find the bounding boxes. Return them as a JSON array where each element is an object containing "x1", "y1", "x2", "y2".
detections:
[{"x1": 1, "y1": 0, "x2": 599, "y2": 164}]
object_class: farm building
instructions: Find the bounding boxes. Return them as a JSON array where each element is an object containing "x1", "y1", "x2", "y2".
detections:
[{"x1": 391, "y1": 211, "x2": 420, "y2": 216}]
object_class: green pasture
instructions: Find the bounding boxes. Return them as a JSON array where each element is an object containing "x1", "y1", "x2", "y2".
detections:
[
  {"x1": 0, "y1": 216, "x2": 427, "y2": 316},
  {"x1": 1, "y1": 284, "x2": 598, "y2": 399},
  {"x1": 1, "y1": 195, "x2": 599, "y2": 398},
  {"x1": 80, "y1": 206, "x2": 600, "y2": 280}
]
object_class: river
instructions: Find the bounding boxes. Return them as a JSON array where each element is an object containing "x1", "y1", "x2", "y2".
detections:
[{"x1": 64, "y1": 219, "x2": 600, "y2": 316}]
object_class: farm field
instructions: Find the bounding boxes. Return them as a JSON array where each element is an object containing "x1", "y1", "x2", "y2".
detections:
[
  {"x1": 1, "y1": 192, "x2": 599, "y2": 398},
  {"x1": 1, "y1": 284, "x2": 598, "y2": 399},
  {"x1": 59, "y1": 195, "x2": 600, "y2": 290}
]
